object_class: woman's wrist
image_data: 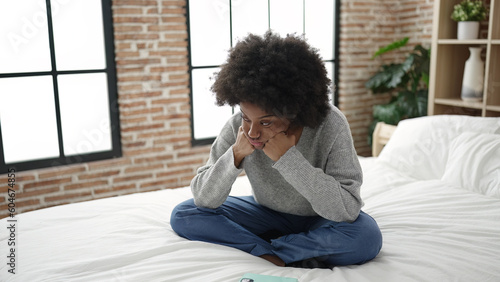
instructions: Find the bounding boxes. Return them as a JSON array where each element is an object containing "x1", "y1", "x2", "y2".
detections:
[{"x1": 233, "y1": 146, "x2": 244, "y2": 168}]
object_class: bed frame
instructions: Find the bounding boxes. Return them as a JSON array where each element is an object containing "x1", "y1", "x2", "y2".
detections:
[{"x1": 372, "y1": 122, "x2": 397, "y2": 157}]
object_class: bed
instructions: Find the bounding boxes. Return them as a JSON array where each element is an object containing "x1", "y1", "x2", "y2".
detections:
[{"x1": 1, "y1": 114, "x2": 500, "y2": 282}]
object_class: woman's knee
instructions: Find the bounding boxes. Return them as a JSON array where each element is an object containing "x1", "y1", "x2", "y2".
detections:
[
  {"x1": 170, "y1": 198, "x2": 197, "y2": 236},
  {"x1": 324, "y1": 212, "x2": 382, "y2": 266},
  {"x1": 351, "y1": 212, "x2": 383, "y2": 264}
]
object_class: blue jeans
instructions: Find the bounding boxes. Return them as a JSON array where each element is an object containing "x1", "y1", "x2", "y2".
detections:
[{"x1": 170, "y1": 196, "x2": 382, "y2": 266}]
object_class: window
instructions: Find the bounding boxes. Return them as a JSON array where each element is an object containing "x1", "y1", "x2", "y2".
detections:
[
  {"x1": 187, "y1": 0, "x2": 340, "y2": 145},
  {"x1": 0, "y1": 0, "x2": 121, "y2": 172}
]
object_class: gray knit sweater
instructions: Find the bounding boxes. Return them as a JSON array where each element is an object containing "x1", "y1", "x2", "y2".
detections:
[{"x1": 190, "y1": 105, "x2": 363, "y2": 222}]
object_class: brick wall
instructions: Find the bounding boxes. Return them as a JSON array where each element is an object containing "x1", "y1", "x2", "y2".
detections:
[
  {"x1": 0, "y1": 0, "x2": 434, "y2": 218},
  {"x1": 339, "y1": 0, "x2": 434, "y2": 156}
]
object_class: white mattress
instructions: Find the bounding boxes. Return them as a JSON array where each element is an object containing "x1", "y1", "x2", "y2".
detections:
[{"x1": 1, "y1": 115, "x2": 500, "y2": 281}]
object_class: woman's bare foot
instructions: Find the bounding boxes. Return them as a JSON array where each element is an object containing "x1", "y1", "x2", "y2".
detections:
[{"x1": 260, "y1": 254, "x2": 285, "y2": 267}]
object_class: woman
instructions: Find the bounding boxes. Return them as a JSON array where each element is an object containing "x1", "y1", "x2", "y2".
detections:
[{"x1": 171, "y1": 31, "x2": 382, "y2": 268}]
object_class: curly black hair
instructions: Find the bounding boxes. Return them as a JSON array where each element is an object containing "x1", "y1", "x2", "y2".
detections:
[{"x1": 211, "y1": 30, "x2": 331, "y2": 128}]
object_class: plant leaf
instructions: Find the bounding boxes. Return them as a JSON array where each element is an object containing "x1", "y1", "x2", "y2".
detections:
[
  {"x1": 366, "y1": 55, "x2": 414, "y2": 93},
  {"x1": 421, "y1": 72, "x2": 430, "y2": 88},
  {"x1": 372, "y1": 37, "x2": 409, "y2": 59},
  {"x1": 367, "y1": 119, "x2": 380, "y2": 146},
  {"x1": 416, "y1": 89, "x2": 428, "y2": 116},
  {"x1": 396, "y1": 89, "x2": 428, "y2": 119},
  {"x1": 412, "y1": 45, "x2": 431, "y2": 80},
  {"x1": 365, "y1": 65, "x2": 398, "y2": 93},
  {"x1": 373, "y1": 101, "x2": 401, "y2": 124},
  {"x1": 390, "y1": 55, "x2": 414, "y2": 87}
]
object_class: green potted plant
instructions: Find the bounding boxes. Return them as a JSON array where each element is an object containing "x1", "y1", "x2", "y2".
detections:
[
  {"x1": 365, "y1": 37, "x2": 430, "y2": 145},
  {"x1": 451, "y1": 0, "x2": 488, "y2": 40}
]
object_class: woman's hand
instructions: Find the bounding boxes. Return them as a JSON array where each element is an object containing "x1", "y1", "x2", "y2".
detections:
[
  {"x1": 233, "y1": 126, "x2": 255, "y2": 168},
  {"x1": 262, "y1": 131, "x2": 296, "y2": 162}
]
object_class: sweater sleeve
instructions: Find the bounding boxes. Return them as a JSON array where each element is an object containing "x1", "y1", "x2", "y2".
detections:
[
  {"x1": 190, "y1": 119, "x2": 243, "y2": 209},
  {"x1": 272, "y1": 128, "x2": 363, "y2": 223}
]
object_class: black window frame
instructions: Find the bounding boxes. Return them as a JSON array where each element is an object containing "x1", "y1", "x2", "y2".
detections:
[
  {"x1": 187, "y1": 0, "x2": 341, "y2": 146},
  {"x1": 0, "y1": 0, "x2": 121, "y2": 173}
]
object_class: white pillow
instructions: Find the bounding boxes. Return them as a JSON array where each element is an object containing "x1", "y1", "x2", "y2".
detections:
[
  {"x1": 377, "y1": 115, "x2": 500, "y2": 180},
  {"x1": 442, "y1": 133, "x2": 500, "y2": 198}
]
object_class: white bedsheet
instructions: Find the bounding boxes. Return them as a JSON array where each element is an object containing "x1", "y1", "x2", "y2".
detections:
[{"x1": 1, "y1": 115, "x2": 500, "y2": 281}]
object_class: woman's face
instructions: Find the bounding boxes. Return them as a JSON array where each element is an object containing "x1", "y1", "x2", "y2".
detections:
[{"x1": 239, "y1": 102, "x2": 290, "y2": 150}]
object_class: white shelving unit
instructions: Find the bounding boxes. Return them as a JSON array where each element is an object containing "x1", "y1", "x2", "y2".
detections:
[{"x1": 428, "y1": 0, "x2": 500, "y2": 117}]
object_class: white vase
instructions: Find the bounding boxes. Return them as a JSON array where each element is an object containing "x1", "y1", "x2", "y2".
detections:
[
  {"x1": 461, "y1": 47, "x2": 484, "y2": 102},
  {"x1": 457, "y1": 21, "x2": 480, "y2": 40}
]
